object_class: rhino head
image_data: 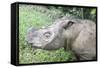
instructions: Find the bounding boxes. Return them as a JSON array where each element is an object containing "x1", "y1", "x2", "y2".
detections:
[{"x1": 26, "y1": 18, "x2": 76, "y2": 50}]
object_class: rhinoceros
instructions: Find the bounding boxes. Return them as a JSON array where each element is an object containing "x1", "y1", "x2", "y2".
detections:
[{"x1": 26, "y1": 17, "x2": 96, "y2": 61}]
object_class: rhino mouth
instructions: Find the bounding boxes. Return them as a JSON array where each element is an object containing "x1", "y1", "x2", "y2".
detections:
[
  {"x1": 32, "y1": 45, "x2": 42, "y2": 49},
  {"x1": 32, "y1": 44, "x2": 59, "y2": 50}
]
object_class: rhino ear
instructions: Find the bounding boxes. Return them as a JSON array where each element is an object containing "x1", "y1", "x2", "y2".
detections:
[
  {"x1": 63, "y1": 20, "x2": 74, "y2": 29},
  {"x1": 26, "y1": 27, "x2": 38, "y2": 43}
]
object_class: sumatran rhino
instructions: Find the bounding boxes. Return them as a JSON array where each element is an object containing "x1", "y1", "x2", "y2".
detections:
[{"x1": 26, "y1": 17, "x2": 96, "y2": 61}]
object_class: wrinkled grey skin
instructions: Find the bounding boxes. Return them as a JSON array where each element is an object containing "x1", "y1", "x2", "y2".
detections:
[{"x1": 26, "y1": 17, "x2": 96, "y2": 60}]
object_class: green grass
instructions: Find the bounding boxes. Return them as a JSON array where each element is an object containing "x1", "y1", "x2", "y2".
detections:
[{"x1": 19, "y1": 5, "x2": 75, "y2": 64}]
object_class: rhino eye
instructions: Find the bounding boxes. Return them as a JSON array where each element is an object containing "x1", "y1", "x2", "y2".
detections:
[{"x1": 43, "y1": 32, "x2": 51, "y2": 38}]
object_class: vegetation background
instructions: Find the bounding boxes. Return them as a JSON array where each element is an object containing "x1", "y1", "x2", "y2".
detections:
[{"x1": 19, "y1": 4, "x2": 96, "y2": 64}]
